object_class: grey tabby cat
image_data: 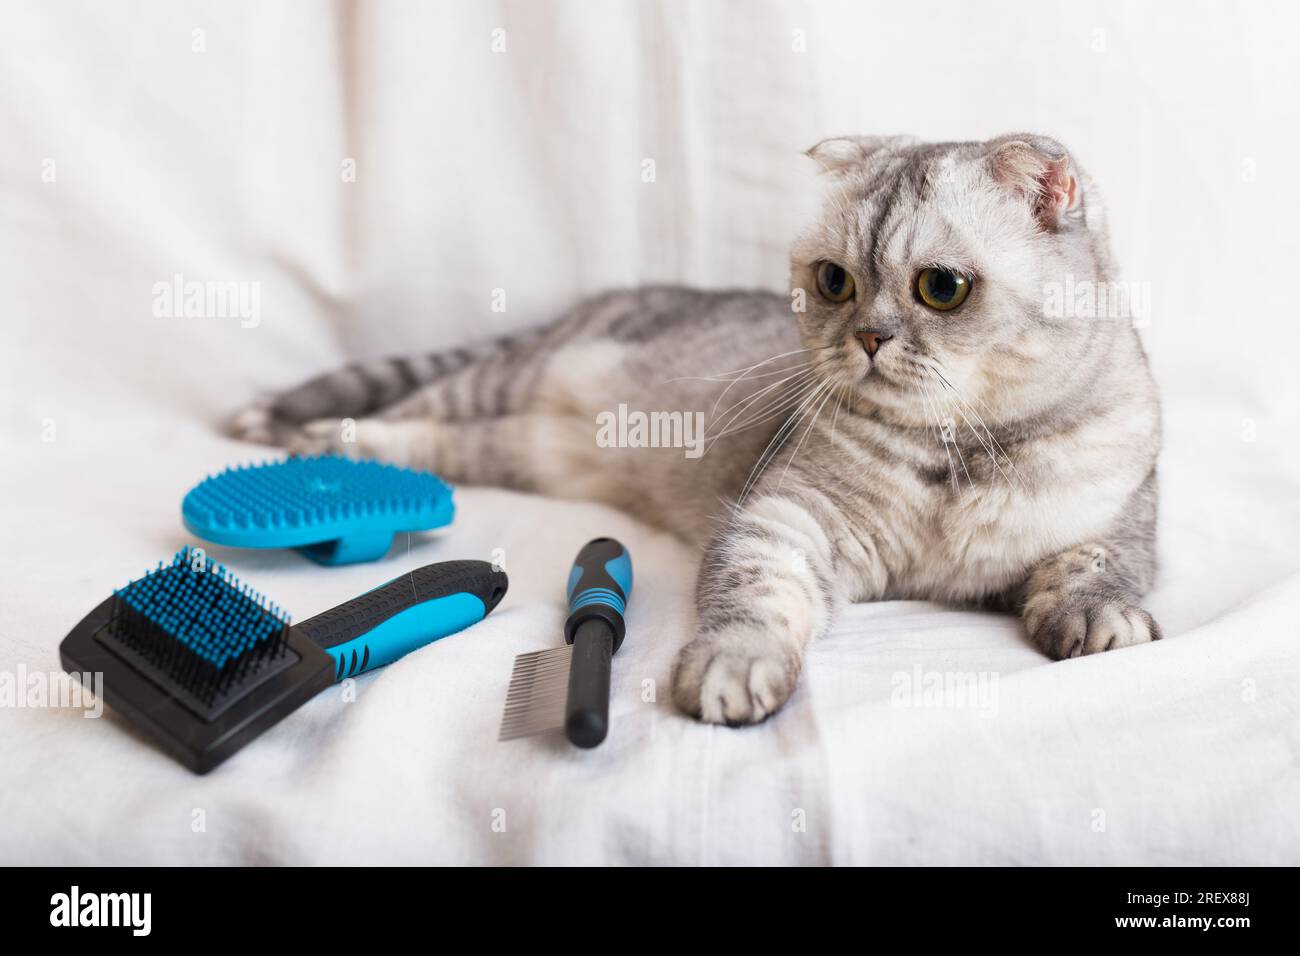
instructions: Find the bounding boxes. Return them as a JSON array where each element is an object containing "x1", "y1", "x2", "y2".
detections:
[{"x1": 233, "y1": 133, "x2": 1162, "y2": 725}]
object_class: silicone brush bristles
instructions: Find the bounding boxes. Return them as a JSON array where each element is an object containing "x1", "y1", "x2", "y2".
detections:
[
  {"x1": 183, "y1": 455, "x2": 450, "y2": 531},
  {"x1": 498, "y1": 645, "x2": 573, "y2": 741},
  {"x1": 110, "y1": 546, "x2": 291, "y2": 706}
]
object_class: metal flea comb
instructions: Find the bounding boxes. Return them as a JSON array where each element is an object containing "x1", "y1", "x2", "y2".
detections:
[{"x1": 499, "y1": 537, "x2": 633, "y2": 748}]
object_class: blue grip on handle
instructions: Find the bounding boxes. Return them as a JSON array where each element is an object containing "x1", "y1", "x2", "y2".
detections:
[
  {"x1": 294, "y1": 559, "x2": 508, "y2": 680},
  {"x1": 564, "y1": 538, "x2": 633, "y2": 651},
  {"x1": 322, "y1": 591, "x2": 487, "y2": 679}
]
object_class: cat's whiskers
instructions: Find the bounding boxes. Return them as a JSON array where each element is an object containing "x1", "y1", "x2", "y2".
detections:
[
  {"x1": 661, "y1": 347, "x2": 820, "y2": 387},
  {"x1": 926, "y1": 366, "x2": 1029, "y2": 491},
  {"x1": 829, "y1": 384, "x2": 847, "y2": 441},
  {"x1": 674, "y1": 364, "x2": 817, "y2": 386},
  {"x1": 737, "y1": 378, "x2": 830, "y2": 504},
  {"x1": 775, "y1": 378, "x2": 839, "y2": 495},
  {"x1": 674, "y1": 344, "x2": 836, "y2": 422},
  {"x1": 705, "y1": 346, "x2": 840, "y2": 446},
  {"x1": 923, "y1": 369, "x2": 1006, "y2": 491},
  {"x1": 923, "y1": 377, "x2": 975, "y2": 493},
  {"x1": 915, "y1": 374, "x2": 965, "y2": 503},
  {"x1": 735, "y1": 378, "x2": 833, "y2": 509},
  {"x1": 706, "y1": 364, "x2": 817, "y2": 435},
  {"x1": 703, "y1": 369, "x2": 826, "y2": 453},
  {"x1": 903, "y1": 354, "x2": 1025, "y2": 493}
]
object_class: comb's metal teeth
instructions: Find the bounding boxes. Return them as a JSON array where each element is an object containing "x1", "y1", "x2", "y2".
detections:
[
  {"x1": 503, "y1": 669, "x2": 568, "y2": 691},
  {"x1": 500, "y1": 701, "x2": 564, "y2": 716},
  {"x1": 498, "y1": 726, "x2": 563, "y2": 741},
  {"x1": 501, "y1": 702, "x2": 566, "y2": 718},
  {"x1": 499, "y1": 718, "x2": 566, "y2": 740},
  {"x1": 503, "y1": 670, "x2": 569, "y2": 687},
  {"x1": 507, "y1": 666, "x2": 571, "y2": 681},
  {"x1": 499, "y1": 647, "x2": 573, "y2": 740},
  {"x1": 505, "y1": 647, "x2": 571, "y2": 666},
  {"x1": 511, "y1": 649, "x2": 571, "y2": 662},
  {"x1": 502, "y1": 686, "x2": 568, "y2": 713},
  {"x1": 502, "y1": 685, "x2": 567, "y2": 702}
]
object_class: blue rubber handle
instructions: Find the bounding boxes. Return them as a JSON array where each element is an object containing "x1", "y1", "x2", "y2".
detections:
[
  {"x1": 292, "y1": 560, "x2": 508, "y2": 679},
  {"x1": 564, "y1": 538, "x2": 633, "y2": 653}
]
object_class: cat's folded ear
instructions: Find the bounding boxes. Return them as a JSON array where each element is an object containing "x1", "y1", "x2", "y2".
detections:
[
  {"x1": 805, "y1": 135, "x2": 918, "y2": 175},
  {"x1": 987, "y1": 134, "x2": 1082, "y2": 231}
]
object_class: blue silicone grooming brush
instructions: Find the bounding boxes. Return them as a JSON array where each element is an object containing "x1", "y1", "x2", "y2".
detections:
[
  {"x1": 59, "y1": 546, "x2": 507, "y2": 773},
  {"x1": 181, "y1": 455, "x2": 454, "y2": 565}
]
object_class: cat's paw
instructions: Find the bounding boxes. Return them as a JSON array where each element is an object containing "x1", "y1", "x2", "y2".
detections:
[
  {"x1": 285, "y1": 418, "x2": 437, "y2": 469},
  {"x1": 671, "y1": 630, "x2": 802, "y2": 725},
  {"x1": 1024, "y1": 593, "x2": 1162, "y2": 660},
  {"x1": 228, "y1": 399, "x2": 293, "y2": 446},
  {"x1": 286, "y1": 418, "x2": 361, "y2": 458}
]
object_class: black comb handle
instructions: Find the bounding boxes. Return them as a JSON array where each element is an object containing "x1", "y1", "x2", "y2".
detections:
[{"x1": 561, "y1": 538, "x2": 633, "y2": 748}]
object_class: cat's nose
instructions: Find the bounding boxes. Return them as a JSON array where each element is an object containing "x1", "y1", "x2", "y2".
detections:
[{"x1": 856, "y1": 329, "x2": 894, "y2": 358}]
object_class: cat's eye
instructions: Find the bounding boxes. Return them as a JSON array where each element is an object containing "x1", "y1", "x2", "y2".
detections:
[
  {"x1": 815, "y1": 261, "x2": 856, "y2": 303},
  {"x1": 916, "y1": 268, "x2": 972, "y2": 311}
]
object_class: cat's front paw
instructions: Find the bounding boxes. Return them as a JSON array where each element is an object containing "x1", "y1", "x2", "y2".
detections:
[
  {"x1": 1024, "y1": 594, "x2": 1162, "y2": 660},
  {"x1": 671, "y1": 630, "x2": 802, "y2": 725}
]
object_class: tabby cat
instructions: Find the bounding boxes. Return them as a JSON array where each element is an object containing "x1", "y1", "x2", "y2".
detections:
[{"x1": 233, "y1": 133, "x2": 1162, "y2": 725}]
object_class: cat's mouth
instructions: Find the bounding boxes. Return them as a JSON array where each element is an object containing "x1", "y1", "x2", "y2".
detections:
[
  {"x1": 848, "y1": 328, "x2": 903, "y2": 380},
  {"x1": 860, "y1": 350, "x2": 928, "y2": 389},
  {"x1": 850, "y1": 337, "x2": 897, "y2": 382}
]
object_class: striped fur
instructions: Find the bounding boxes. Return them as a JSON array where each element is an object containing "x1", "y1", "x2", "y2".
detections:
[{"x1": 232, "y1": 134, "x2": 1163, "y2": 725}]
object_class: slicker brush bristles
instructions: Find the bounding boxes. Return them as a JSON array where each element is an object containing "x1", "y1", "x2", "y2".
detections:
[{"x1": 108, "y1": 546, "x2": 291, "y2": 709}]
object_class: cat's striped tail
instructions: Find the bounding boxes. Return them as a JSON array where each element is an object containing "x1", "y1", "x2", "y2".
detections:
[{"x1": 229, "y1": 327, "x2": 547, "y2": 445}]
